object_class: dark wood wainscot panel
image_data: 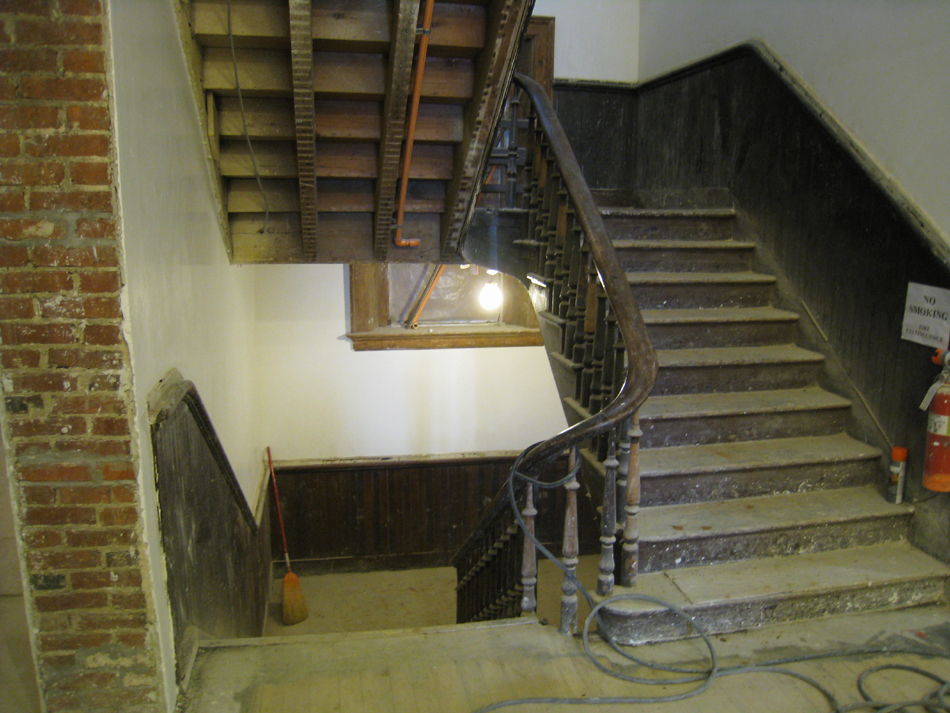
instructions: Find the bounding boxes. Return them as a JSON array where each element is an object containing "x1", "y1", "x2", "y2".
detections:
[
  {"x1": 150, "y1": 376, "x2": 269, "y2": 685},
  {"x1": 271, "y1": 453, "x2": 599, "y2": 574}
]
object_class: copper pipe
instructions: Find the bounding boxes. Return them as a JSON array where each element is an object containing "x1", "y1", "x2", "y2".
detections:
[
  {"x1": 406, "y1": 264, "x2": 445, "y2": 328},
  {"x1": 393, "y1": 0, "x2": 435, "y2": 248}
]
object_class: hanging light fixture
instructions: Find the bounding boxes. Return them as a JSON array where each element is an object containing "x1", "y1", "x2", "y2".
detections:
[{"x1": 479, "y1": 270, "x2": 503, "y2": 311}]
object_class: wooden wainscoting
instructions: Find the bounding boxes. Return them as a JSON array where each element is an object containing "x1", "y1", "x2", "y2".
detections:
[{"x1": 270, "y1": 452, "x2": 599, "y2": 574}]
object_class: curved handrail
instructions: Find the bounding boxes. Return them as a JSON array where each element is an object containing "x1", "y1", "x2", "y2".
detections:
[{"x1": 511, "y1": 72, "x2": 659, "y2": 472}]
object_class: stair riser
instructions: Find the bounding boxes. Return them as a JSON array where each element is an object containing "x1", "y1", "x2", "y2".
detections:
[
  {"x1": 630, "y1": 283, "x2": 773, "y2": 309},
  {"x1": 597, "y1": 578, "x2": 947, "y2": 645},
  {"x1": 604, "y1": 217, "x2": 735, "y2": 242},
  {"x1": 639, "y1": 408, "x2": 849, "y2": 448},
  {"x1": 640, "y1": 459, "x2": 879, "y2": 507},
  {"x1": 652, "y1": 361, "x2": 823, "y2": 395},
  {"x1": 639, "y1": 516, "x2": 910, "y2": 573},
  {"x1": 615, "y1": 248, "x2": 752, "y2": 273},
  {"x1": 645, "y1": 320, "x2": 797, "y2": 349}
]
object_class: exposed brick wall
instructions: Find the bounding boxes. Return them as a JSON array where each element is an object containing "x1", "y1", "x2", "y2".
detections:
[{"x1": 0, "y1": 1, "x2": 164, "y2": 711}]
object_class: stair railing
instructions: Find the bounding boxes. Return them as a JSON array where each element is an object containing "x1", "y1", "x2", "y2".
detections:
[{"x1": 453, "y1": 73, "x2": 658, "y2": 631}]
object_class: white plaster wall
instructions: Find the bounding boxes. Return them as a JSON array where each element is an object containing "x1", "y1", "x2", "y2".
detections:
[
  {"x1": 638, "y1": 0, "x2": 950, "y2": 244},
  {"x1": 110, "y1": 1, "x2": 261, "y2": 708},
  {"x1": 532, "y1": 0, "x2": 639, "y2": 82},
  {"x1": 252, "y1": 265, "x2": 567, "y2": 461}
]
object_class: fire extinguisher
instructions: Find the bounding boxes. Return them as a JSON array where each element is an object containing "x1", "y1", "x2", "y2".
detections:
[{"x1": 921, "y1": 349, "x2": 950, "y2": 492}]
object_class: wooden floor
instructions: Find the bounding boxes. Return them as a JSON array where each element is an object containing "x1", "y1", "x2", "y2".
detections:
[{"x1": 185, "y1": 607, "x2": 950, "y2": 713}]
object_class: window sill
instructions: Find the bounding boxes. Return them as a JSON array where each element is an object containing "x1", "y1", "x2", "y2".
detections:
[{"x1": 347, "y1": 324, "x2": 544, "y2": 351}]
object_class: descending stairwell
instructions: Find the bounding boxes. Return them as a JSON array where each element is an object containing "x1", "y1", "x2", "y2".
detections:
[{"x1": 541, "y1": 195, "x2": 949, "y2": 644}]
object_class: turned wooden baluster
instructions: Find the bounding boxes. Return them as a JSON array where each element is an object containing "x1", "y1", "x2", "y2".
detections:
[
  {"x1": 520, "y1": 484, "x2": 538, "y2": 615},
  {"x1": 598, "y1": 434, "x2": 619, "y2": 596},
  {"x1": 560, "y1": 448, "x2": 580, "y2": 634},
  {"x1": 620, "y1": 412, "x2": 643, "y2": 586}
]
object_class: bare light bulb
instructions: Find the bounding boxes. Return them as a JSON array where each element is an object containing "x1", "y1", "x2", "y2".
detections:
[{"x1": 479, "y1": 282, "x2": 503, "y2": 311}]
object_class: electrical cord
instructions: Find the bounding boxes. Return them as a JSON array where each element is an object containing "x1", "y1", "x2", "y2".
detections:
[
  {"x1": 226, "y1": 0, "x2": 270, "y2": 234},
  {"x1": 470, "y1": 443, "x2": 950, "y2": 713}
]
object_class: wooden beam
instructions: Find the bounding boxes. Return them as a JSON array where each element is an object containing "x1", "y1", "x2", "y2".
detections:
[
  {"x1": 204, "y1": 48, "x2": 473, "y2": 101},
  {"x1": 194, "y1": 0, "x2": 484, "y2": 56},
  {"x1": 374, "y1": 0, "x2": 420, "y2": 262},
  {"x1": 219, "y1": 97, "x2": 463, "y2": 142},
  {"x1": 228, "y1": 178, "x2": 444, "y2": 213},
  {"x1": 289, "y1": 0, "x2": 318, "y2": 259},
  {"x1": 441, "y1": 0, "x2": 533, "y2": 259}
]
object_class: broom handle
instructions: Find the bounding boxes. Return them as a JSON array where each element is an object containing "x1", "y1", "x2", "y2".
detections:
[{"x1": 267, "y1": 447, "x2": 292, "y2": 571}]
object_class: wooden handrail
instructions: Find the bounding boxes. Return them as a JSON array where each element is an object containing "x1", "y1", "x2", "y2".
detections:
[{"x1": 511, "y1": 73, "x2": 658, "y2": 473}]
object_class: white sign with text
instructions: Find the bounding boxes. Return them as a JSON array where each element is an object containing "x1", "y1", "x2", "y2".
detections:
[{"x1": 902, "y1": 282, "x2": 950, "y2": 349}]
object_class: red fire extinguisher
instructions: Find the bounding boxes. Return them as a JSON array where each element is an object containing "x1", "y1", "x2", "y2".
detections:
[{"x1": 922, "y1": 349, "x2": 950, "y2": 492}]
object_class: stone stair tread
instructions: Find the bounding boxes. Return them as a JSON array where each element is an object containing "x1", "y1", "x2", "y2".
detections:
[
  {"x1": 601, "y1": 207, "x2": 737, "y2": 218},
  {"x1": 627, "y1": 271, "x2": 776, "y2": 284},
  {"x1": 605, "y1": 541, "x2": 948, "y2": 614},
  {"x1": 641, "y1": 387, "x2": 850, "y2": 420},
  {"x1": 656, "y1": 344, "x2": 824, "y2": 368},
  {"x1": 641, "y1": 433, "x2": 881, "y2": 477},
  {"x1": 640, "y1": 485, "x2": 910, "y2": 543},
  {"x1": 613, "y1": 239, "x2": 754, "y2": 250},
  {"x1": 641, "y1": 306, "x2": 798, "y2": 325}
]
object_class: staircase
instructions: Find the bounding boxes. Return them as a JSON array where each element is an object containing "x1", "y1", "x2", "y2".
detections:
[
  {"x1": 454, "y1": 74, "x2": 950, "y2": 644},
  {"x1": 559, "y1": 195, "x2": 948, "y2": 643}
]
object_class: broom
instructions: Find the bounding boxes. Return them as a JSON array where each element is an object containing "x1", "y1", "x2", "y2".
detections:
[{"x1": 267, "y1": 447, "x2": 308, "y2": 625}]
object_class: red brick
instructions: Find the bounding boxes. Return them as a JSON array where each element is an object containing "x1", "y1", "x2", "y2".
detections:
[
  {"x1": 50, "y1": 670, "x2": 116, "y2": 690},
  {"x1": 15, "y1": 441, "x2": 52, "y2": 457},
  {"x1": 22, "y1": 485, "x2": 55, "y2": 504},
  {"x1": 31, "y1": 245, "x2": 117, "y2": 267},
  {"x1": 19, "y1": 76, "x2": 105, "y2": 102},
  {"x1": 116, "y1": 631, "x2": 146, "y2": 648},
  {"x1": 25, "y1": 134, "x2": 109, "y2": 158},
  {"x1": 0, "y1": 133, "x2": 20, "y2": 156},
  {"x1": 10, "y1": 416, "x2": 85, "y2": 438},
  {"x1": 40, "y1": 295, "x2": 120, "y2": 320},
  {"x1": 28, "y1": 549, "x2": 100, "y2": 572},
  {"x1": 0, "y1": 322, "x2": 77, "y2": 345},
  {"x1": 100, "y1": 462, "x2": 134, "y2": 481},
  {"x1": 24, "y1": 505, "x2": 97, "y2": 526},
  {"x1": 70, "y1": 569, "x2": 141, "y2": 589},
  {"x1": 0, "y1": 218, "x2": 65, "y2": 239},
  {"x1": 66, "y1": 528, "x2": 133, "y2": 548},
  {"x1": 1, "y1": 348, "x2": 41, "y2": 368},
  {"x1": 82, "y1": 323, "x2": 121, "y2": 345},
  {"x1": 0, "y1": 105, "x2": 60, "y2": 130},
  {"x1": 49, "y1": 347, "x2": 124, "y2": 370},
  {"x1": 0, "y1": 47, "x2": 56, "y2": 72},
  {"x1": 78, "y1": 271, "x2": 120, "y2": 293},
  {"x1": 87, "y1": 373, "x2": 120, "y2": 391},
  {"x1": 0, "y1": 78, "x2": 14, "y2": 101},
  {"x1": 0, "y1": 245, "x2": 29, "y2": 266},
  {"x1": 16, "y1": 19, "x2": 102, "y2": 46},
  {"x1": 31, "y1": 189, "x2": 112, "y2": 212},
  {"x1": 77, "y1": 612, "x2": 146, "y2": 631},
  {"x1": 110, "y1": 591, "x2": 145, "y2": 610},
  {"x1": 82, "y1": 688, "x2": 160, "y2": 708},
  {"x1": 38, "y1": 632, "x2": 110, "y2": 653},
  {"x1": 52, "y1": 394, "x2": 123, "y2": 415},
  {"x1": 10, "y1": 373, "x2": 80, "y2": 393},
  {"x1": 69, "y1": 161, "x2": 108, "y2": 185},
  {"x1": 35, "y1": 591, "x2": 107, "y2": 612},
  {"x1": 65, "y1": 105, "x2": 108, "y2": 132},
  {"x1": 0, "y1": 190, "x2": 25, "y2": 212},
  {"x1": 56, "y1": 438, "x2": 130, "y2": 457},
  {"x1": 110, "y1": 485, "x2": 135, "y2": 503},
  {"x1": 39, "y1": 653, "x2": 77, "y2": 669},
  {"x1": 59, "y1": 485, "x2": 109, "y2": 504},
  {"x1": 0, "y1": 161, "x2": 65, "y2": 185},
  {"x1": 0, "y1": 270, "x2": 71, "y2": 293},
  {"x1": 92, "y1": 416, "x2": 129, "y2": 437},
  {"x1": 0, "y1": 296, "x2": 35, "y2": 318},
  {"x1": 99, "y1": 506, "x2": 136, "y2": 526},
  {"x1": 23, "y1": 529, "x2": 63, "y2": 548},
  {"x1": 75, "y1": 217, "x2": 114, "y2": 238},
  {"x1": 34, "y1": 612, "x2": 70, "y2": 632},
  {"x1": 61, "y1": 0, "x2": 102, "y2": 16},
  {"x1": 0, "y1": 1, "x2": 52, "y2": 16},
  {"x1": 63, "y1": 48, "x2": 103, "y2": 74}
]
